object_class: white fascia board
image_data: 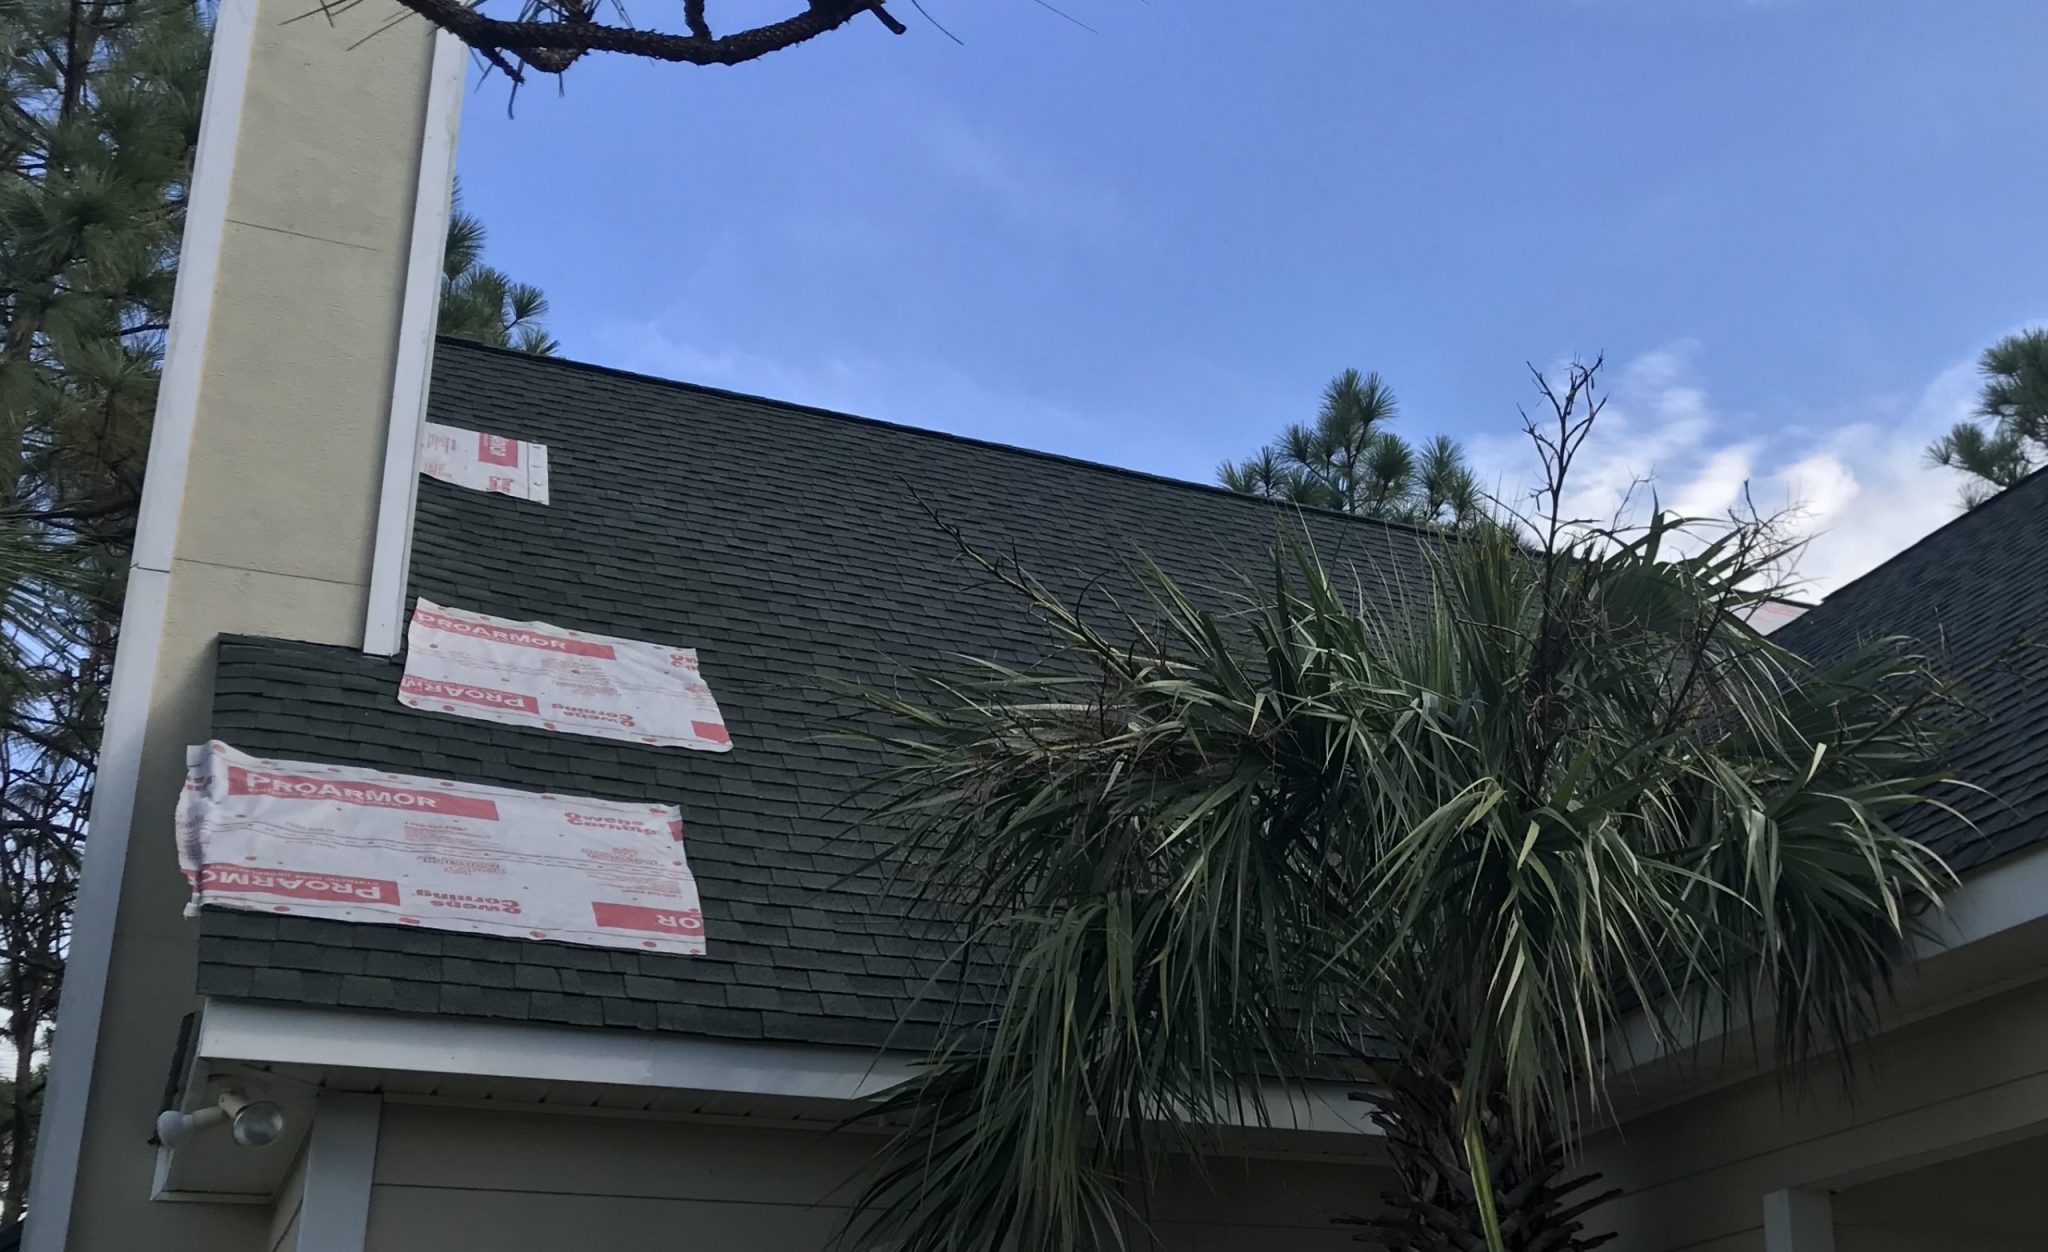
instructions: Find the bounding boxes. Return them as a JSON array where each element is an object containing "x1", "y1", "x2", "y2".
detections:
[
  {"x1": 21, "y1": 1, "x2": 261, "y2": 1246},
  {"x1": 195, "y1": 1000, "x2": 1379, "y2": 1137},
  {"x1": 200, "y1": 998, "x2": 915, "y2": 1102},
  {"x1": 1911, "y1": 838, "x2": 2048, "y2": 959},
  {"x1": 1609, "y1": 838, "x2": 2048, "y2": 1074},
  {"x1": 362, "y1": 29, "x2": 464, "y2": 656}
]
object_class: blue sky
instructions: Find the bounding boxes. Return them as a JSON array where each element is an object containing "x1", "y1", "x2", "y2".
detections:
[{"x1": 454, "y1": 0, "x2": 2048, "y2": 593}]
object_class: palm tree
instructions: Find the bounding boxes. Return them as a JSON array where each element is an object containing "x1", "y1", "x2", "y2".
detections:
[
  {"x1": 850, "y1": 364, "x2": 1960, "y2": 1252},
  {"x1": 1926, "y1": 328, "x2": 2048, "y2": 506},
  {"x1": 438, "y1": 197, "x2": 559, "y2": 355},
  {"x1": 1220, "y1": 370, "x2": 1480, "y2": 527}
]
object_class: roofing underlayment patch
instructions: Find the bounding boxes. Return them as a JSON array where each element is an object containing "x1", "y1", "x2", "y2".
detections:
[
  {"x1": 421, "y1": 420, "x2": 551, "y2": 503},
  {"x1": 400, "y1": 599, "x2": 733, "y2": 751},
  {"x1": 178, "y1": 740, "x2": 706, "y2": 955}
]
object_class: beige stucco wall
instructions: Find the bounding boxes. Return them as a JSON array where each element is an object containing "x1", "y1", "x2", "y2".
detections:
[
  {"x1": 364, "y1": 1103, "x2": 1389, "y2": 1252},
  {"x1": 56, "y1": 0, "x2": 440, "y2": 1246},
  {"x1": 1590, "y1": 973, "x2": 2048, "y2": 1252}
]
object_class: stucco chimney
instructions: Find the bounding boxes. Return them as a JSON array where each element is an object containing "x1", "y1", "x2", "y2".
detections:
[{"x1": 27, "y1": 0, "x2": 462, "y2": 1246}]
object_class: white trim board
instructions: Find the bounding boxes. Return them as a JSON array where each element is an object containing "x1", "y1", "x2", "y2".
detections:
[
  {"x1": 1914, "y1": 839, "x2": 2048, "y2": 960},
  {"x1": 1608, "y1": 839, "x2": 2048, "y2": 1076},
  {"x1": 195, "y1": 1000, "x2": 1381, "y2": 1138},
  {"x1": 1763, "y1": 1188, "x2": 1836, "y2": 1252},
  {"x1": 298, "y1": 1094, "x2": 382, "y2": 1252},
  {"x1": 362, "y1": 28, "x2": 465, "y2": 656},
  {"x1": 21, "y1": 0, "x2": 262, "y2": 1244}
]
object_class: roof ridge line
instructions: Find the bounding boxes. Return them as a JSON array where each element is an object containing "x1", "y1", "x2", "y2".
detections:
[
  {"x1": 435, "y1": 336, "x2": 1454, "y2": 543},
  {"x1": 1796, "y1": 461, "x2": 2048, "y2": 611}
]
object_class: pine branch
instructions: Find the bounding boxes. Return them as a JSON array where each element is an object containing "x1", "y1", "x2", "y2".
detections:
[{"x1": 381, "y1": 0, "x2": 906, "y2": 75}]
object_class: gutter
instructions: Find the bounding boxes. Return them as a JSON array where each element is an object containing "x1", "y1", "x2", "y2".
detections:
[
  {"x1": 190, "y1": 1000, "x2": 1383, "y2": 1140},
  {"x1": 1605, "y1": 838, "x2": 2048, "y2": 1081}
]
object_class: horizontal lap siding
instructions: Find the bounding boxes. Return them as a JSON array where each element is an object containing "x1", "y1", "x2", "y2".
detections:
[
  {"x1": 1590, "y1": 975, "x2": 2048, "y2": 1252},
  {"x1": 365, "y1": 1103, "x2": 1387, "y2": 1252}
]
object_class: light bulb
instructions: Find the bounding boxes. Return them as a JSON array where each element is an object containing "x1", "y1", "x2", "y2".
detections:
[
  {"x1": 156, "y1": 1090, "x2": 287, "y2": 1150},
  {"x1": 228, "y1": 1099, "x2": 287, "y2": 1148}
]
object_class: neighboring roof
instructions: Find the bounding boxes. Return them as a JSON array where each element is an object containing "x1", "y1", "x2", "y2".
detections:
[
  {"x1": 196, "y1": 339, "x2": 1441, "y2": 1050},
  {"x1": 1775, "y1": 468, "x2": 2048, "y2": 872}
]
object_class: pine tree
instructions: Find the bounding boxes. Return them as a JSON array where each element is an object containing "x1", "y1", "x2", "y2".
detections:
[
  {"x1": 438, "y1": 192, "x2": 558, "y2": 355},
  {"x1": 1219, "y1": 369, "x2": 1482, "y2": 527},
  {"x1": 0, "y1": 2, "x2": 555, "y2": 1216},
  {"x1": 1926, "y1": 328, "x2": 2048, "y2": 507},
  {"x1": 0, "y1": 0, "x2": 204, "y2": 1218}
]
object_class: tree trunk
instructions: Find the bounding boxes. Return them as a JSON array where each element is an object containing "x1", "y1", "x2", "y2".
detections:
[{"x1": 1358, "y1": 1067, "x2": 1619, "y2": 1252}]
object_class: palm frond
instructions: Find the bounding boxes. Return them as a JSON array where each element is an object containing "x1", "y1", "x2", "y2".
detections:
[{"x1": 846, "y1": 492, "x2": 1962, "y2": 1250}]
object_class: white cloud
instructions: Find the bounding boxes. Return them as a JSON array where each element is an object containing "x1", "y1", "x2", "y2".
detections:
[
  {"x1": 1475, "y1": 341, "x2": 1982, "y2": 598},
  {"x1": 595, "y1": 320, "x2": 2010, "y2": 604}
]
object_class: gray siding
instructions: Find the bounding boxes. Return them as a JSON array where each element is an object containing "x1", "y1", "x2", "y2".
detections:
[{"x1": 365, "y1": 1103, "x2": 1385, "y2": 1252}]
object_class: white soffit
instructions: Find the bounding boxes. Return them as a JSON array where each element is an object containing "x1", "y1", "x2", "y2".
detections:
[
  {"x1": 421, "y1": 421, "x2": 551, "y2": 503},
  {"x1": 401, "y1": 599, "x2": 733, "y2": 751},
  {"x1": 179, "y1": 741, "x2": 707, "y2": 955},
  {"x1": 193, "y1": 1001, "x2": 1382, "y2": 1138}
]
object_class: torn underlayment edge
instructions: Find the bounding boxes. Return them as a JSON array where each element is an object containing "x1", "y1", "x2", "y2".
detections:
[
  {"x1": 421, "y1": 420, "x2": 550, "y2": 504},
  {"x1": 178, "y1": 740, "x2": 706, "y2": 955},
  {"x1": 399, "y1": 598, "x2": 733, "y2": 752}
]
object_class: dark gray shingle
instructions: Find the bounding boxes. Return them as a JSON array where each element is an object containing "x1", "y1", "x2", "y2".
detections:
[
  {"x1": 199, "y1": 338, "x2": 1442, "y2": 1047},
  {"x1": 198, "y1": 340, "x2": 2048, "y2": 1045},
  {"x1": 1776, "y1": 468, "x2": 2048, "y2": 872}
]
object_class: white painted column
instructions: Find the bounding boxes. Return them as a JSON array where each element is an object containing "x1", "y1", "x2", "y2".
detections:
[
  {"x1": 27, "y1": 0, "x2": 447, "y2": 1242},
  {"x1": 19, "y1": 0, "x2": 263, "y2": 1242},
  {"x1": 1763, "y1": 1188, "x2": 1836, "y2": 1252},
  {"x1": 297, "y1": 1094, "x2": 383, "y2": 1252},
  {"x1": 363, "y1": 28, "x2": 467, "y2": 657}
]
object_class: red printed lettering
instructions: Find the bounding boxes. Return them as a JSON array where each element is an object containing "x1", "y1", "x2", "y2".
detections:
[
  {"x1": 478, "y1": 432, "x2": 520, "y2": 466},
  {"x1": 228, "y1": 766, "x2": 500, "y2": 821},
  {"x1": 413, "y1": 609, "x2": 616, "y2": 659},
  {"x1": 556, "y1": 705, "x2": 634, "y2": 727},
  {"x1": 414, "y1": 888, "x2": 522, "y2": 915},
  {"x1": 401, "y1": 675, "x2": 540, "y2": 714},
  {"x1": 200, "y1": 863, "x2": 399, "y2": 905},
  {"x1": 565, "y1": 812, "x2": 659, "y2": 834},
  {"x1": 591, "y1": 901, "x2": 705, "y2": 937}
]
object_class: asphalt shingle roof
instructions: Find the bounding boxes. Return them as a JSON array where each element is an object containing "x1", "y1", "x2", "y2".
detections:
[
  {"x1": 1774, "y1": 467, "x2": 2048, "y2": 873},
  {"x1": 195, "y1": 341, "x2": 2048, "y2": 1045},
  {"x1": 196, "y1": 338, "x2": 1441, "y2": 1048}
]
